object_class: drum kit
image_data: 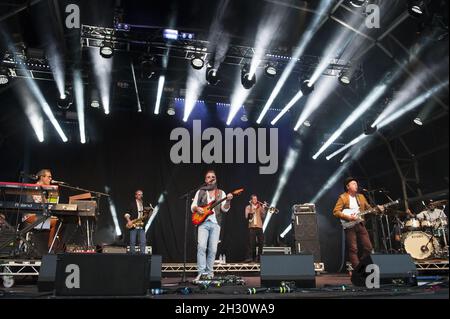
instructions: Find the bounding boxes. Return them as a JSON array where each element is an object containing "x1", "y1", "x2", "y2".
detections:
[{"x1": 396, "y1": 200, "x2": 449, "y2": 260}]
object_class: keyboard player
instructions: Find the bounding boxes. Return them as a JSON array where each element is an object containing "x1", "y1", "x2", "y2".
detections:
[{"x1": 22, "y1": 169, "x2": 59, "y2": 249}]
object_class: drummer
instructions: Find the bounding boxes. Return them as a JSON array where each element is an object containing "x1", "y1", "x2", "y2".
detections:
[{"x1": 416, "y1": 201, "x2": 448, "y2": 225}]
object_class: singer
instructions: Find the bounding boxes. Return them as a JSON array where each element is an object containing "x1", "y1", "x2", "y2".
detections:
[
  {"x1": 191, "y1": 170, "x2": 233, "y2": 281},
  {"x1": 23, "y1": 169, "x2": 59, "y2": 249},
  {"x1": 124, "y1": 190, "x2": 149, "y2": 254}
]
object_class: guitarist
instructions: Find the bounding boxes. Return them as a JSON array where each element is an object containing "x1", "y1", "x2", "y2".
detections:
[
  {"x1": 124, "y1": 190, "x2": 149, "y2": 254},
  {"x1": 191, "y1": 170, "x2": 234, "y2": 281},
  {"x1": 333, "y1": 177, "x2": 384, "y2": 270}
]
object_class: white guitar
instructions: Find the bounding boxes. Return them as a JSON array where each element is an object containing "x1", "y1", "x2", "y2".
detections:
[{"x1": 341, "y1": 200, "x2": 399, "y2": 229}]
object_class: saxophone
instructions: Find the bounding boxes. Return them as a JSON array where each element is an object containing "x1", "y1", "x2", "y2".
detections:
[{"x1": 126, "y1": 205, "x2": 154, "y2": 229}]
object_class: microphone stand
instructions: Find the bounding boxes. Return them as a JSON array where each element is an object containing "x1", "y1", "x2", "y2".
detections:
[
  {"x1": 179, "y1": 183, "x2": 206, "y2": 284},
  {"x1": 53, "y1": 183, "x2": 110, "y2": 251},
  {"x1": 378, "y1": 189, "x2": 394, "y2": 253}
]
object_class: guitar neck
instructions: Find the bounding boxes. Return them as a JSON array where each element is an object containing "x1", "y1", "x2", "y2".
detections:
[{"x1": 210, "y1": 197, "x2": 227, "y2": 210}]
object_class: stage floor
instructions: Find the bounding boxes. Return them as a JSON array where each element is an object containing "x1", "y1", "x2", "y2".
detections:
[{"x1": 1, "y1": 274, "x2": 448, "y2": 299}]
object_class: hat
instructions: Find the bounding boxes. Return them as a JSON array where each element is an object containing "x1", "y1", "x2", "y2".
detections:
[{"x1": 343, "y1": 177, "x2": 358, "y2": 192}]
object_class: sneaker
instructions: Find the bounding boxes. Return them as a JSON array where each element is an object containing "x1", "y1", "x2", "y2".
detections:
[{"x1": 193, "y1": 274, "x2": 202, "y2": 282}]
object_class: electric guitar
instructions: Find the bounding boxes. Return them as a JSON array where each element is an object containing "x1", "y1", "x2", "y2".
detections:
[
  {"x1": 341, "y1": 200, "x2": 399, "y2": 229},
  {"x1": 126, "y1": 205, "x2": 154, "y2": 229},
  {"x1": 192, "y1": 188, "x2": 244, "y2": 226}
]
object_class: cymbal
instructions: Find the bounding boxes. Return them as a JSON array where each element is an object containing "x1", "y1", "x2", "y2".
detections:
[{"x1": 429, "y1": 199, "x2": 448, "y2": 207}]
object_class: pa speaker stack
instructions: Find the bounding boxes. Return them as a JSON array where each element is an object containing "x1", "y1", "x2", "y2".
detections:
[{"x1": 292, "y1": 203, "x2": 322, "y2": 262}]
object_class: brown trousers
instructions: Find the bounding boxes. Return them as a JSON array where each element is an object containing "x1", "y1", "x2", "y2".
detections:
[
  {"x1": 24, "y1": 215, "x2": 58, "y2": 249},
  {"x1": 345, "y1": 222, "x2": 373, "y2": 269}
]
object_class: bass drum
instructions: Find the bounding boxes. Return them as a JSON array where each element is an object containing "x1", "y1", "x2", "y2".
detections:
[{"x1": 402, "y1": 231, "x2": 439, "y2": 260}]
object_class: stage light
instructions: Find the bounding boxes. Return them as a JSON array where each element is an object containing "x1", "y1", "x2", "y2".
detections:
[
  {"x1": 163, "y1": 29, "x2": 179, "y2": 40},
  {"x1": 206, "y1": 66, "x2": 220, "y2": 86},
  {"x1": 0, "y1": 68, "x2": 9, "y2": 85},
  {"x1": 363, "y1": 121, "x2": 377, "y2": 135},
  {"x1": 300, "y1": 80, "x2": 314, "y2": 96},
  {"x1": 408, "y1": 0, "x2": 427, "y2": 18},
  {"x1": 57, "y1": 90, "x2": 73, "y2": 110},
  {"x1": 241, "y1": 64, "x2": 256, "y2": 90},
  {"x1": 339, "y1": 72, "x2": 351, "y2": 85},
  {"x1": 191, "y1": 55, "x2": 205, "y2": 70},
  {"x1": 349, "y1": 0, "x2": 366, "y2": 8},
  {"x1": 265, "y1": 63, "x2": 277, "y2": 77},
  {"x1": 167, "y1": 101, "x2": 176, "y2": 116},
  {"x1": 241, "y1": 113, "x2": 248, "y2": 122},
  {"x1": 413, "y1": 117, "x2": 423, "y2": 126},
  {"x1": 303, "y1": 120, "x2": 311, "y2": 127},
  {"x1": 154, "y1": 75, "x2": 165, "y2": 115},
  {"x1": 100, "y1": 41, "x2": 114, "y2": 59}
]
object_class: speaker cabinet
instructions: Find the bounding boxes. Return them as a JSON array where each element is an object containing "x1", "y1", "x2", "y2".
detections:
[
  {"x1": 38, "y1": 254, "x2": 58, "y2": 292},
  {"x1": 260, "y1": 254, "x2": 316, "y2": 288},
  {"x1": 293, "y1": 211, "x2": 321, "y2": 262},
  {"x1": 351, "y1": 254, "x2": 418, "y2": 287}
]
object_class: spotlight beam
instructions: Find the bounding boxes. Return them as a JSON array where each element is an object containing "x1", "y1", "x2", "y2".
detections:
[
  {"x1": 312, "y1": 84, "x2": 387, "y2": 160},
  {"x1": 263, "y1": 141, "x2": 302, "y2": 233},
  {"x1": 154, "y1": 75, "x2": 166, "y2": 115},
  {"x1": 74, "y1": 70, "x2": 86, "y2": 144},
  {"x1": 130, "y1": 62, "x2": 142, "y2": 112},
  {"x1": 326, "y1": 82, "x2": 449, "y2": 161},
  {"x1": 257, "y1": 0, "x2": 335, "y2": 124},
  {"x1": 271, "y1": 91, "x2": 303, "y2": 125}
]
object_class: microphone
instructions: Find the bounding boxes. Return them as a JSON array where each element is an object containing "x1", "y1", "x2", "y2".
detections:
[{"x1": 50, "y1": 180, "x2": 66, "y2": 185}]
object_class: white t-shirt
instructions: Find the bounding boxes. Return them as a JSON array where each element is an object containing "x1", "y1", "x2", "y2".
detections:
[
  {"x1": 416, "y1": 209, "x2": 447, "y2": 223},
  {"x1": 349, "y1": 195, "x2": 359, "y2": 210}
]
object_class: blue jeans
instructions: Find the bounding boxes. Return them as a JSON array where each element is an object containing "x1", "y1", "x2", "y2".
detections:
[
  {"x1": 129, "y1": 228, "x2": 147, "y2": 254},
  {"x1": 197, "y1": 220, "x2": 221, "y2": 276}
]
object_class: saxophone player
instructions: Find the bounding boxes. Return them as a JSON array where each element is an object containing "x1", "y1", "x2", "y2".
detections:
[
  {"x1": 124, "y1": 190, "x2": 150, "y2": 254},
  {"x1": 244, "y1": 195, "x2": 269, "y2": 263}
]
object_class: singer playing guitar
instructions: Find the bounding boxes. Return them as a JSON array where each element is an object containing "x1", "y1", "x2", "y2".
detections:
[
  {"x1": 191, "y1": 170, "x2": 234, "y2": 282},
  {"x1": 333, "y1": 177, "x2": 385, "y2": 271}
]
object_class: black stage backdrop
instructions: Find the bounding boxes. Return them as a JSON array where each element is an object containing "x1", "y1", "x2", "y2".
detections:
[{"x1": 1, "y1": 105, "x2": 448, "y2": 272}]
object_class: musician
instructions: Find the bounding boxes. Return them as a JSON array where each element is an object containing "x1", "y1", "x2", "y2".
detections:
[
  {"x1": 416, "y1": 202, "x2": 448, "y2": 224},
  {"x1": 333, "y1": 177, "x2": 384, "y2": 270},
  {"x1": 124, "y1": 190, "x2": 148, "y2": 254},
  {"x1": 23, "y1": 169, "x2": 59, "y2": 249},
  {"x1": 244, "y1": 195, "x2": 268, "y2": 263},
  {"x1": 191, "y1": 170, "x2": 233, "y2": 281}
]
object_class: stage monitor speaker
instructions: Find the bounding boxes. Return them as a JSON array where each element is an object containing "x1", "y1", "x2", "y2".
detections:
[
  {"x1": 260, "y1": 254, "x2": 316, "y2": 288},
  {"x1": 54, "y1": 253, "x2": 153, "y2": 296},
  {"x1": 351, "y1": 254, "x2": 418, "y2": 287},
  {"x1": 38, "y1": 254, "x2": 58, "y2": 292}
]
